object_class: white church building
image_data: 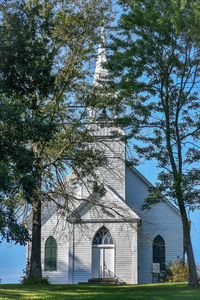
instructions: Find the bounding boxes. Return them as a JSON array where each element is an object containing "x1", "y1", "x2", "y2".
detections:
[{"x1": 26, "y1": 30, "x2": 183, "y2": 285}]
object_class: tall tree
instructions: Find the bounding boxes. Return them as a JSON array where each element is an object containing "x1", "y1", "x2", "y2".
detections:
[
  {"x1": 0, "y1": 0, "x2": 111, "y2": 278},
  {"x1": 0, "y1": 96, "x2": 33, "y2": 245},
  {"x1": 108, "y1": 0, "x2": 200, "y2": 287}
]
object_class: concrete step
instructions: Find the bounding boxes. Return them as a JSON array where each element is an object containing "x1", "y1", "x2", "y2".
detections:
[{"x1": 88, "y1": 278, "x2": 118, "y2": 284}]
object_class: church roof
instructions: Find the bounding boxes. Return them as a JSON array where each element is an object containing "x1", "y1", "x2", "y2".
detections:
[
  {"x1": 128, "y1": 165, "x2": 180, "y2": 215},
  {"x1": 68, "y1": 184, "x2": 141, "y2": 224}
]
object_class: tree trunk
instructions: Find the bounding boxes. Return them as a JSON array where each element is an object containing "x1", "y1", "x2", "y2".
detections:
[
  {"x1": 30, "y1": 199, "x2": 42, "y2": 278},
  {"x1": 29, "y1": 140, "x2": 43, "y2": 279},
  {"x1": 178, "y1": 201, "x2": 199, "y2": 288}
]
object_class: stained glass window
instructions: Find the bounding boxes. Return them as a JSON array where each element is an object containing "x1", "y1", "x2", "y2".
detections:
[{"x1": 93, "y1": 227, "x2": 114, "y2": 245}]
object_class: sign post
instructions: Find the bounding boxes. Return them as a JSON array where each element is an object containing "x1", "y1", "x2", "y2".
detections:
[{"x1": 152, "y1": 263, "x2": 160, "y2": 283}]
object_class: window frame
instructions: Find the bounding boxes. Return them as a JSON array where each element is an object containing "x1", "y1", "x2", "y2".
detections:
[
  {"x1": 92, "y1": 226, "x2": 114, "y2": 245},
  {"x1": 44, "y1": 236, "x2": 57, "y2": 271},
  {"x1": 153, "y1": 235, "x2": 165, "y2": 270}
]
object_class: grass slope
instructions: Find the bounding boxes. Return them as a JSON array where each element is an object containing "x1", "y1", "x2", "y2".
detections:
[{"x1": 0, "y1": 282, "x2": 199, "y2": 300}]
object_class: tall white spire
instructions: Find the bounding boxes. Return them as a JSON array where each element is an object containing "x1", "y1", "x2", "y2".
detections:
[
  {"x1": 93, "y1": 27, "x2": 108, "y2": 86},
  {"x1": 88, "y1": 28, "x2": 108, "y2": 118}
]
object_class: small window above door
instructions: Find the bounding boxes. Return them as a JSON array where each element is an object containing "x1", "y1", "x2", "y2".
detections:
[{"x1": 93, "y1": 227, "x2": 114, "y2": 245}]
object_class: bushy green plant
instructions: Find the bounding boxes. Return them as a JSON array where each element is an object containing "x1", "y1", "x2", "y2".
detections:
[
  {"x1": 166, "y1": 260, "x2": 189, "y2": 282},
  {"x1": 21, "y1": 276, "x2": 50, "y2": 285},
  {"x1": 21, "y1": 269, "x2": 49, "y2": 285}
]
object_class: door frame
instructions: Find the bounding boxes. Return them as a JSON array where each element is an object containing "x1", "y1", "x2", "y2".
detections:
[{"x1": 92, "y1": 244, "x2": 115, "y2": 278}]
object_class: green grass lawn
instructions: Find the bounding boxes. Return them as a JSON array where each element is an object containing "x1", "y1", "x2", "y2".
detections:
[{"x1": 0, "y1": 282, "x2": 199, "y2": 300}]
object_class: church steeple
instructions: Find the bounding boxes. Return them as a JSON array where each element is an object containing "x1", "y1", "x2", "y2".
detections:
[
  {"x1": 88, "y1": 27, "x2": 108, "y2": 118},
  {"x1": 86, "y1": 28, "x2": 125, "y2": 200},
  {"x1": 93, "y1": 27, "x2": 108, "y2": 86}
]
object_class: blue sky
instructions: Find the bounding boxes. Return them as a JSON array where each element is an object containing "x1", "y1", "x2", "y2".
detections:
[
  {"x1": 0, "y1": 163, "x2": 199, "y2": 284},
  {"x1": 0, "y1": 243, "x2": 26, "y2": 284}
]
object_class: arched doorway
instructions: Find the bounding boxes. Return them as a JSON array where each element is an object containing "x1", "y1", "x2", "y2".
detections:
[{"x1": 92, "y1": 226, "x2": 115, "y2": 278}]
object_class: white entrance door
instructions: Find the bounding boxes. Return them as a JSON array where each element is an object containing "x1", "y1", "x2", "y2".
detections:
[
  {"x1": 92, "y1": 246, "x2": 114, "y2": 278},
  {"x1": 104, "y1": 247, "x2": 114, "y2": 278}
]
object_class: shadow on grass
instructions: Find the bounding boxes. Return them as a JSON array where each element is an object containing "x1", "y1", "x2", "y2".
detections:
[{"x1": 0, "y1": 283, "x2": 199, "y2": 300}]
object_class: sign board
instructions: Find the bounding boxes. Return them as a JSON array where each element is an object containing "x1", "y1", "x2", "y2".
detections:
[{"x1": 153, "y1": 263, "x2": 160, "y2": 273}]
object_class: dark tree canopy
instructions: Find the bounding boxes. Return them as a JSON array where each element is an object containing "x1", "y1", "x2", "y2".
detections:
[
  {"x1": 0, "y1": 0, "x2": 111, "y2": 278},
  {"x1": 0, "y1": 97, "x2": 34, "y2": 244}
]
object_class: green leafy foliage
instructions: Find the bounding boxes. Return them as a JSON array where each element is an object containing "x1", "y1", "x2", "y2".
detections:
[
  {"x1": 21, "y1": 268, "x2": 50, "y2": 285},
  {"x1": 0, "y1": 0, "x2": 112, "y2": 277},
  {"x1": 108, "y1": 0, "x2": 200, "y2": 288},
  {"x1": 0, "y1": 96, "x2": 35, "y2": 244},
  {"x1": 0, "y1": 203, "x2": 29, "y2": 245}
]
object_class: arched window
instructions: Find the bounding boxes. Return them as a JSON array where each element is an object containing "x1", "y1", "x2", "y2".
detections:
[
  {"x1": 93, "y1": 226, "x2": 114, "y2": 245},
  {"x1": 44, "y1": 236, "x2": 57, "y2": 271},
  {"x1": 153, "y1": 235, "x2": 165, "y2": 270}
]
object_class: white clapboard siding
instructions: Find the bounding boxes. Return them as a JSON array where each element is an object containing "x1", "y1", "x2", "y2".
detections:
[
  {"x1": 113, "y1": 223, "x2": 138, "y2": 284},
  {"x1": 126, "y1": 166, "x2": 183, "y2": 284},
  {"x1": 41, "y1": 212, "x2": 71, "y2": 284},
  {"x1": 72, "y1": 224, "x2": 92, "y2": 284},
  {"x1": 125, "y1": 167, "x2": 149, "y2": 213},
  {"x1": 84, "y1": 124, "x2": 126, "y2": 200},
  {"x1": 71, "y1": 222, "x2": 138, "y2": 284},
  {"x1": 139, "y1": 202, "x2": 183, "y2": 283}
]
